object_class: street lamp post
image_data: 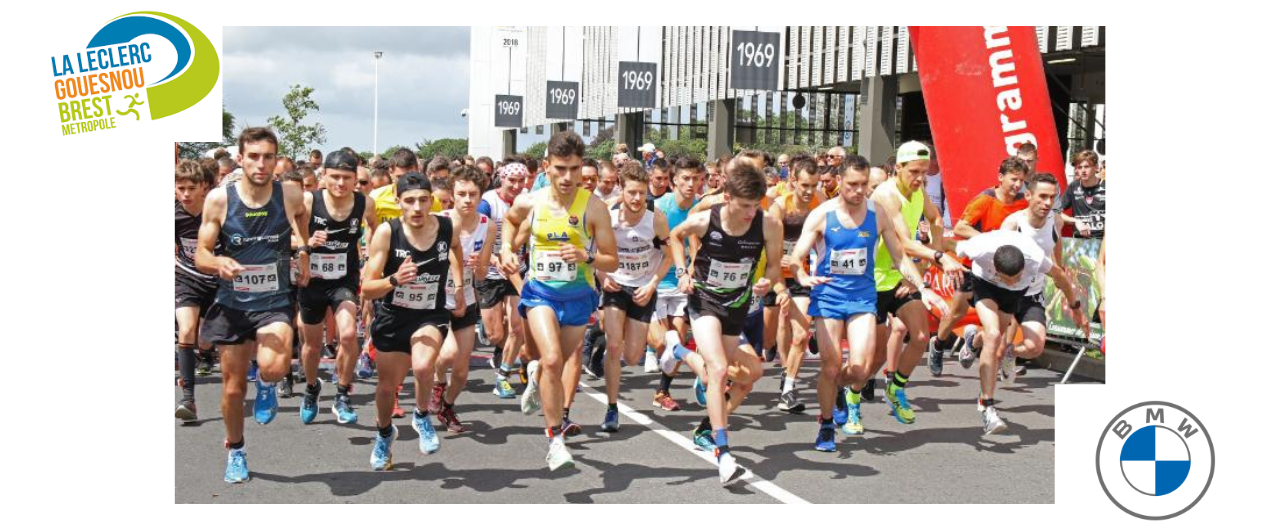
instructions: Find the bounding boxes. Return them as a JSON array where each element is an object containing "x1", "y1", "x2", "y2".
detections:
[{"x1": 374, "y1": 51, "x2": 382, "y2": 157}]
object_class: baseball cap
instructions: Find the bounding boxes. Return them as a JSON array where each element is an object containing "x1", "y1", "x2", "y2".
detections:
[
  {"x1": 324, "y1": 150, "x2": 359, "y2": 172},
  {"x1": 395, "y1": 172, "x2": 431, "y2": 195},
  {"x1": 639, "y1": 143, "x2": 656, "y2": 153},
  {"x1": 896, "y1": 141, "x2": 931, "y2": 165}
]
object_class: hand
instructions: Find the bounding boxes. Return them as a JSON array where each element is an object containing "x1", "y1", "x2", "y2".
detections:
[
  {"x1": 559, "y1": 243, "x2": 584, "y2": 264},
  {"x1": 944, "y1": 269, "x2": 966, "y2": 290},
  {"x1": 601, "y1": 275, "x2": 622, "y2": 293},
  {"x1": 1074, "y1": 219, "x2": 1092, "y2": 237},
  {"x1": 921, "y1": 288, "x2": 950, "y2": 320},
  {"x1": 632, "y1": 280, "x2": 658, "y2": 306},
  {"x1": 799, "y1": 275, "x2": 832, "y2": 288},
  {"x1": 939, "y1": 253, "x2": 968, "y2": 274},
  {"x1": 452, "y1": 290, "x2": 467, "y2": 317},
  {"x1": 780, "y1": 253, "x2": 795, "y2": 270},
  {"x1": 308, "y1": 230, "x2": 328, "y2": 249},
  {"x1": 465, "y1": 253, "x2": 479, "y2": 269},
  {"x1": 500, "y1": 251, "x2": 521, "y2": 277},
  {"x1": 751, "y1": 278, "x2": 771, "y2": 297},
  {"x1": 217, "y1": 257, "x2": 246, "y2": 281},
  {"x1": 895, "y1": 281, "x2": 917, "y2": 299},
  {"x1": 678, "y1": 274, "x2": 694, "y2": 294},
  {"x1": 296, "y1": 253, "x2": 311, "y2": 287},
  {"x1": 394, "y1": 258, "x2": 418, "y2": 285},
  {"x1": 774, "y1": 289, "x2": 792, "y2": 310}
]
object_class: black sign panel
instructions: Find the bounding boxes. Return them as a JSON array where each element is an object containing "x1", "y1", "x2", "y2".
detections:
[
  {"x1": 729, "y1": 30, "x2": 781, "y2": 91},
  {"x1": 617, "y1": 61, "x2": 658, "y2": 109},
  {"x1": 546, "y1": 81, "x2": 580, "y2": 120},
  {"x1": 494, "y1": 95, "x2": 523, "y2": 128}
]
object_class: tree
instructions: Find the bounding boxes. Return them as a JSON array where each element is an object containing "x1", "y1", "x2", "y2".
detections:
[
  {"x1": 223, "y1": 106, "x2": 236, "y2": 145},
  {"x1": 416, "y1": 138, "x2": 469, "y2": 160},
  {"x1": 358, "y1": 151, "x2": 375, "y2": 163},
  {"x1": 523, "y1": 141, "x2": 548, "y2": 160},
  {"x1": 267, "y1": 84, "x2": 327, "y2": 160},
  {"x1": 381, "y1": 145, "x2": 409, "y2": 160}
]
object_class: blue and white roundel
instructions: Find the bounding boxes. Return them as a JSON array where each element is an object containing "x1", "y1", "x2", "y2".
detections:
[{"x1": 1120, "y1": 425, "x2": 1191, "y2": 496}]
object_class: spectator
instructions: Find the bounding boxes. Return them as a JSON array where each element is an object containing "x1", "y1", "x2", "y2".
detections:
[
  {"x1": 1058, "y1": 150, "x2": 1105, "y2": 238},
  {"x1": 595, "y1": 160, "x2": 620, "y2": 203},
  {"x1": 922, "y1": 141, "x2": 953, "y2": 230},
  {"x1": 639, "y1": 142, "x2": 657, "y2": 169}
]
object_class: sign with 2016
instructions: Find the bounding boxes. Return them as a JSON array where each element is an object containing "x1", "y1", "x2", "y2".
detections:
[
  {"x1": 546, "y1": 81, "x2": 579, "y2": 120},
  {"x1": 617, "y1": 61, "x2": 657, "y2": 108},
  {"x1": 494, "y1": 95, "x2": 522, "y2": 128},
  {"x1": 730, "y1": 30, "x2": 780, "y2": 91}
]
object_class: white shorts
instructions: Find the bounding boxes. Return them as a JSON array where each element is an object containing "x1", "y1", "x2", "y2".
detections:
[{"x1": 652, "y1": 288, "x2": 689, "y2": 321}]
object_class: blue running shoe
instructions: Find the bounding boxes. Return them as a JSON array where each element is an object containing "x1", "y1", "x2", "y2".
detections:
[
  {"x1": 300, "y1": 386, "x2": 319, "y2": 424},
  {"x1": 493, "y1": 376, "x2": 516, "y2": 399},
  {"x1": 224, "y1": 448, "x2": 249, "y2": 483},
  {"x1": 842, "y1": 401, "x2": 864, "y2": 435},
  {"x1": 356, "y1": 352, "x2": 374, "y2": 379},
  {"x1": 411, "y1": 412, "x2": 440, "y2": 454},
  {"x1": 692, "y1": 429, "x2": 716, "y2": 452},
  {"x1": 247, "y1": 362, "x2": 259, "y2": 383},
  {"x1": 253, "y1": 380, "x2": 278, "y2": 425},
  {"x1": 370, "y1": 425, "x2": 396, "y2": 470},
  {"x1": 815, "y1": 424, "x2": 837, "y2": 452},
  {"x1": 694, "y1": 376, "x2": 707, "y2": 407},
  {"x1": 600, "y1": 408, "x2": 620, "y2": 433},
  {"x1": 887, "y1": 384, "x2": 916, "y2": 424},
  {"x1": 833, "y1": 388, "x2": 849, "y2": 425},
  {"x1": 332, "y1": 394, "x2": 358, "y2": 424}
]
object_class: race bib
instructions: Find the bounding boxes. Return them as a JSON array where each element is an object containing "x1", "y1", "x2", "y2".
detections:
[
  {"x1": 829, "y1": 248, "x2": 867, "y2": 276},
  {"x1": 233, "y1": 263, "x2": 280, "y2": 293},
  {"x1": 705, "y1": 259, "x2": 751, "y2": 290},
  {"x1": 309, "y1": 253, "x2": 347, "y2": 280},
  {"x1": 533, "y1": 250, "x2": 577, "y2": 282},
  {"x1": 616, "y1": 251, "x2": 653, "y2": 278},
  {"x1": 783, "y1": 240, "x2": 796, "y2": 256},
  {"x1": 180, "y1": 237, "x2": 198, "y2": 258},
  {"x1": 447, "y1": 267, "x2": 476, "y2": 306},
  {"x1": 392, "y1": 282, "x2": 438, "y2": 310}
]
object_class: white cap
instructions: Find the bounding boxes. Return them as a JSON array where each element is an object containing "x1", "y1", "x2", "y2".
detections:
[
  {"x1": 639, "y1": 143, "x2": 656, "y2": 153},
  {"x1": 896, "y1": 141, "x2": 931, "y2": 165}
]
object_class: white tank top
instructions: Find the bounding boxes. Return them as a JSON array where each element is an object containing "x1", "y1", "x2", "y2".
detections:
[
  {"x1": 609, "y1": 206, "x2": 660, "y2": 287},
  {"x1": 1010, "y1": 210, "x2": 1057, "y2": 295},
  {"x1": 481, "y1": 190, "x2": 512, "y2": 280},
  {"x1": 445, "y1": 212, "x2": 490, "y2": 309}
]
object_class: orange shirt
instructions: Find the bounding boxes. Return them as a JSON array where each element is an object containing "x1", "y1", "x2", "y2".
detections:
[{"x1": 959, "y1": 188, "x2": 1028, "y2": 234}]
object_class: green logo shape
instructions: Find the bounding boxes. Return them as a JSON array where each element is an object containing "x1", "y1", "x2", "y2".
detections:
[{"x1": 108, "y1": 11, "x2": 219, "y2": 120}]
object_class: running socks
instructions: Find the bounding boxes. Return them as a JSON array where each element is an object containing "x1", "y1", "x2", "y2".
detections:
[
  {"x1": 498, "y1": 363, "x2": 512, "y2": 380},
  {"x1": 228, "y1": 438, "x2": 245, "y2": 450},
  {"x1": 669, "y1": 341, "x2": 694, "y2": 361},
  {"x1": 697, "y1": 417, "x2": 712, "y2": 433},
  {"x1": 414, "y1": 408, "x2": 429, "y2": 420},
  {"x1": 177, "y1": 344, "x2": 197, "y2": 400},
  {"x1": 980, "y1": 398, "x2": 995, "y2": 409},
  {"x1": 713, "y1": 429, "x2": 730, "y2": 459},
  {"x1": 820, "y1": 416, "x2": 834, "y2": 426},
  {"x1": 659, "y1": 373, "x2": 675, "y2": 394},
  {"x1": 378, "y1": 423, "x2": 395, "y2": 438},
  {"x1": 337, "y1": 384, "x2": 351, "y2": 397},
  {"x1": 306, "y1": 381, "x2": 322, "y2": 396},
  {"x1": 782, "y1": 376, "x2": 797, "y2": 394},
  {"x1": 562, "y1": 407, "x2": 571, "y2": 422},
  {"x1": 607, "y1": 403, "x2": 618, "y2": 412},
  {"x1": 936, "y1": 334, "x2": 958, "y2": 351},
  {"x1": 846, "y1": 386, "x2": 861, "y2": 405},
  {"x1": 545, "y1": 425, "x2": 563, "y2": 439},
  {"x1": 891, "y1": 371, "x2": 909, "y2": 389}
]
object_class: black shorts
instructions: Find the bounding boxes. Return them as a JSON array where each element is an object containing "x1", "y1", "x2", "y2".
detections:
[
  {"x1": 958, "y1": 271, "x2": 975, "y2": 293},
  {"x1": 201, "y1": 304, "x2": 294, "y2": 346},
  {"x1": 1015, "y1": 292, "x2": 1048, "y2": 327},
  {"x1": 477, "y1": 278, "x2": 518, "y2": 310},
  {"x1": 785, "y1": 278, "x2": 811, "y2": 298},
  {"x1": 450, "y1": 303, "x2": 481, "y2": 330},
  {"x1": 971, "y1": 276, "x2": 1030, "y2": 316},
  {"x1": 687, "y1": 295, "x2": 748, "y2": 337},
  {"x1": 175, "y1": 271, "x2": 217, "y2": 317},
  {"x1": 371, "y1": 307, "x2": 450, "y2": 354},
  {"x1": 875, "y1": 288, "x2": 922, "y2": 325},
  {"x1": 298, "y1": 281, "x2": 359, "y2": 325},
  {"x1": 763, "y1": 291, "x2": 777, "y2": 307},
  {"x1": 601, "y1": 285, "x2": 657, "y2": 323}
]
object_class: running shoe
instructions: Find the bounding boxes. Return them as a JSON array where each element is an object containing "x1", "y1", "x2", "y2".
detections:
[
  {"x1": 518, "y1": 361, "x2": 529, "y2": 386},
  {"x1": 764, "y1": 347, "x2": 777, "y2": 363},
  {"x1": 1000, "y1": 345, "x2": 1018, "y2": 385},
  {"x1": 412, "y1": 412, "x2": 440, "y2": 454},
  {"x1": 717, "y1": 452, "x2": 746, "y2": 485},
  {"x1": 370, "y1": 425, "x2": 396, "y2": 470},
  {"x1": 692, "y1": 429, "x2": 715, "y2": 452},
  {"x1": 561, "y1": 419, "x2": 583, "y2": 437},
  {"x1": 833, "y1": 388, "x2": 849, "y2": 425},
  {"x1": 815, "y1": 424, "x2": 837, "y2": 452},
  {"x1": 981, "y1": 405, "x2": 1008, "y2": 435},
  {"x1": 323, "y1": 343, "x2": 338, "y2": 360},
  {"x1": 885, "y1": 383, "x2": 916, "y2": 424},
  {"x1": 842, "y1": 401, "x2": 864, "y2": 435},
  {"x1": 861, "y1": 378, "x2": 875, "y2": 403},
  {"x1": 776, "y1": 388, "x2": 804, "y2": 413},
  {"x1": 653, "y1": 391, "x2": 682, "y2": 412},
  {"x1": 428, "y1": 383, "x2": 446, "y2": 415},
  {"x1": 356, "y1": 352, "x2": 374, "y2": 379},
  {"x1": 438, "y1": 407, "x2": 465, "y2": 433},
  {"x1": 693, "y1": 376, "x2": 707, "y2": 407},
  {"x1": 584, "y1": 355, "x2": 604, "y2": 379},
  {"x1": 332, "y1": 394, "x2": 358, "y2": 424},
  {"x1": 391, "y1": 385, "x2": 405, "y2": 418},
  {"x1": 195, "y1": 353, "x2": 213, "y2": 377},
  {"x1": 278, "y1": 372, "x2": 294, "y2": 398},
  {"x1": 247, "y1": 362, "x2": 259, "y2": 383},
  {"x1": 224, "y1": 448, "x2": 249, "y2": 483},
  {"x1": 659, "y1": 330, "x2": 682, "y2": 375},
  {"x1": 644, "y1": 348, "x2": 659, "y2": 373},
  {"x1": 175, "y1": 400, "x2": 197, "y2": 423},
  {"x1": 493, "y1": 376, "x2": 517, "y2": 399},
  {"x1": 600, "y1": 408, "x2": 620, "y2": 433},
  {"x1": 487, "y1": 353, "x2": 497, "y2": 370},
  {"x1": 927, "y1": 336, "x2": 944, "y2": 376},
  {"x1": 959, "y1": 325, "x2": 978, "y2": 369},
  {"x1": 520, "y1": 360, "x2": 541, "y2": 415},
  {"x1": 253, "y1": 380, "x2": 278, "y2": 425},
  {"x1": 300, "y1": 382, "x2": 320, "y2": 424},
  {"x1": 546, "y1": 435, "x2": 575, "y2": 471}
]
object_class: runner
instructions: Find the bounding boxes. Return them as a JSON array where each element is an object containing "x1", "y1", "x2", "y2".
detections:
[
  {"x1": 594, "y1": 160, "x2": 620, "y2": 203},
  {"x1": 431, "y1": 165, "x2": 496, "y2": 433},
  {"x1": 501, "y1": 131, "x2": 618, "y2": 471},
  {"x1": 477, "y1": 162, "x2": 529, "y2": 399},
  {"x1": 598, "y1": 161, "x2": 673, "y2": 432},
  {"x1": 362, "y1": 172, "x2": 467, "y2": 469},
  {"x1": 646, "y1": 158, "x2": 672, "y2": 206},
  {"x1": 664, "y1": 161, "x2": 781, "y2": 484},
  {"x1": 647, "y1": 157, "x2": 703, "y2": 410},
  {"x1": 296, "y1": 151, "x2": 380, "y2": 425},
  {"x1": 768, "y1": 154, "x2": 823, "y2": 412},
  {"x1": 789, "y1": 154, "x2": 947, "y2": 450},
  {"x1": 175, "y1": 160, "x2": 218, "y2": 422},
  {"x1": 194, "y1": 127, "x2": 312, "y2": 483}
]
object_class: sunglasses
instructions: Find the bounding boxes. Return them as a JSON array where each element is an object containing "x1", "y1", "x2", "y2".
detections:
[{"x1": 358, "y1": 180, "x2": 370, "y2": 185}]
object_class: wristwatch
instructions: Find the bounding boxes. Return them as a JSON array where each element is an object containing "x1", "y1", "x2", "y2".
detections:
[
  {"x1": 675, "y1": 267, "x2": 687, "y2": 278},
  {"x1": 934, "y1": 250, "x2": 945, "y2": 263},
  {"x1": 1070, "y1": 300, "x2": 1082, "y2": 310},
  {"x1": 389, "y1": 276, "x2": 400, "y2": 287},
  {"x1": 585, "y1": 250, "x2": 596, "y2": 265}
]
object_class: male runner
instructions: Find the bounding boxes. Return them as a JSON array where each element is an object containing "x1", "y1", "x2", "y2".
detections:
[
  {"x1": 362, "y1": 172, "x2": 467, "y2": 469},
  {"x1": 431, "y1": 165, "x2": 496, "y2": 432},
  {"x1": 594, "y1": 160, "x2": 620, "y2": 203},
  {"x1": 195, "y1": 127, "x2": 312, "y2": 483},
  {"x1": 598, "y1": 161, "x2": 673, "y2": 432},
  {"x1": 478, "y1": 162, "x2": 529, "y2": 398},
  {"x1": 502, "y1": 131, "x2": 618, "y2": 471},
  {"x1": 175, "y1": 160, "x2": 218, "y2": 421},
  {"x1": 297, "y1": 151, "x2": 380, "y2": 424},
  {"x1": 646, "y1": 158, "x2": 672, "y2": 205},
  {"x1": 647, "y1": 158, "x2": 702, "y2": 410},
  {"x1": 769, "y1": 155, "x2": 823, "y2": 412},
  {"x1": 790, "y1": 155, "x2": 947, "y2": 449}
]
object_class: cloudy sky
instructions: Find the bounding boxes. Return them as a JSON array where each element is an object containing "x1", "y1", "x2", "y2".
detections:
[{"x1": 223, "y1": 27, "x2": 470, "y2": 156}]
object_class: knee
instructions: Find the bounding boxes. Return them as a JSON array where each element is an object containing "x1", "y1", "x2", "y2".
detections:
[
  {"x1": 789, "y1": 328, "x2": 810, "y2": 349},
  {"x1": 539, "y1": 352, "x2": 563, "y2": 374},
  {"x1": 818, "y1": 359, "x2": 840, "y2": 381},
  {"x1": 338, "y1": 326, "x2": 359, "y2": 346},
  {"x1": 704, "y1": 363, "x2": 728, "y2": 386},
  {"x1": 223, "y1": 381, "x2": 246, "y2": 401},
  {"x1": 909, "y1": 328, "x2": 929, "y2": 346},
  {"x1": 1024, "y1": 335, "x2": 1046, "y2": 357},
  {"x1": 982, "y1": 329, "x2": 1002, "y2": 349},
  {"x1": 376, "y1": 381, "x2": 398, "y2": 400}
]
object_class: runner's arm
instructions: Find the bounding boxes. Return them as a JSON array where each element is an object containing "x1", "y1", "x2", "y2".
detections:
[
  {"x1": 195, "y1": 187, "x2": 230, "y2": 276},
  {"x1": 668, "y1": 210, "x2": 710, "y2": 280},
  {"x1": 762, "y1": 213, "x2": 784, "y2": 287},
  {"x1": 921, "y1": 196, "x2": 948, "y2": 251},
  {"x1": 790, "y1": 211, "x2": 825, "y2": 285},
  {"x1": 476, "y1": 215, "x2": 497, "y2": 283},
  {"x1": 587, "y1": 197, "x2": 619, "y2": 273},
  {"x1": 284, "y1": 182, "x2": 311, "y2": 285},
  {"x1": 360, "y1": 223, "x2": 395, "y2": 299},
  {"x1": 873, "y1": 186, "x2": 950, "y2": 263},
  {"x1": 501, "y1": 194, "x2": 533, "y2": 271},
  {"x1": 449, "y1": 219, "x2": 467, "y2": 314},
  {"x1": 650, "y1": 209, "x2": 675, "y2": 287},
  {"x1": 877, "y1": 206, "x2": 929, "y2": 293}
]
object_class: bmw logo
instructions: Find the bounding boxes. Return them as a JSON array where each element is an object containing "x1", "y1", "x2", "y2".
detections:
[{"x1": 1096, "y1": 402, "x2": 1214, "y2": 519}]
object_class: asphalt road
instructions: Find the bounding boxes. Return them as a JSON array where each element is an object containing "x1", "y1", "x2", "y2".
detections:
[{"x1": 175, "y1": 344, "x2": 1055, "y2": 503}]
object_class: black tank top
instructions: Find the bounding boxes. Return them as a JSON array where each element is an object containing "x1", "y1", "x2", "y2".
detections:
[
  {"x1": 693, "y1": 204, "x2": 764, "y2": 309},
  {"x1": 307, "y1": 190, "x2": 366, "y2": 286},
  {"x1": 175, "y1": 200, "x2": 216, "y2": 282},
  {"x1": 379, "y1": 217, "x2": 453, "y2": 316},
  {"x1": 215, "y1": 181, "x2": 292, "y2": 311}
]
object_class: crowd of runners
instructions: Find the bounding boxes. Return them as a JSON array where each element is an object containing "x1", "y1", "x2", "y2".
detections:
[{"x1": 175, "y1": 128, "x2": 1104, "y2": 486}]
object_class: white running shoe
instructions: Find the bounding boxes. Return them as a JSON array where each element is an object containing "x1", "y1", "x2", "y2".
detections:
[
  {"x1": 981, "y1": 405, "x2": 1008, "y2": 435},
  {"x1": 1000, "y1": 345, "x2": 1018, "y2": 385},
  {"x1": 958, "y1": 325, "x2": 978, "y2": 369},
  {"x1": 520, "y1": 360, "x2": 541, "y2": 415},
  {"x1": 659, "y1": 330, "x2": 682, "y2": 375},
  {"x1": 644, "y1": 349, "x2": 660, "y2": 373},
  {"x1": 717, "y1": 452, "x2": 746, "y2": 485},
  {"x1": 546, "y1": 435, "x2": 575, "y2": 471}
]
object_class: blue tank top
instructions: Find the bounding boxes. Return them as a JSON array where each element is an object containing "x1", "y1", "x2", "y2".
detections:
[
  {"x1": 215, "y1": 181, "x2": 294, "y2": 311},
  {"x1": 812, "y1": 207, "x2": 878, "y2": 305},
  {"x1": 656, "y1": 193, "x2": 699, "y2": 290}
]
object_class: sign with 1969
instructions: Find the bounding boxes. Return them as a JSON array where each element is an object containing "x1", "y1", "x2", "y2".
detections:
[
  {"x1": 546, "y1": 81, "x2": 579, "y2": 120},
  {"x1": 729, "y1": 30, "x2": 781, "y2": 91},
  {"x1": 494, "y1": 95, "x2": 523, "y2": 128},
  {"x1": 617, "y1": 61, "x2": 658, "y2": 109}
]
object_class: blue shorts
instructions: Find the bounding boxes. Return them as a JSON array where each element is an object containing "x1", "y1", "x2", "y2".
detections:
[
  {"x1": 808, "y1": 296, "x2": 876, "y2": 323},
  {"x1": 738, "y1": 308, "x2": 765, "y2": 353},
  {"x1": 518, "y1": 288, "x2": 598, "y2": 327}
]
